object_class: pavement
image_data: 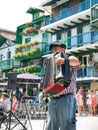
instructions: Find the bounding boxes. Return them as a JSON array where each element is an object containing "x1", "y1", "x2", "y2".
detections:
[
  {"x1": 0, "y1": 115, "x2": 98, "y2": 130},
  {"x1": 76, "y1": 116, "x2": 98, "y2": 130}
]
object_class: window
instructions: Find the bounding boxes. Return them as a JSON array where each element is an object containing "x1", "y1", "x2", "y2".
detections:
[
  {"x1": 71, "y1": 28, "x2": 77, "y2": 46},
  {"x1": 7, "y1": 51, "x2": 11, "y2": 59},
  {"x1": 61, "y1": 32, "x2": 67, "y2": 39},
  {"x1": 0, "y1": 54, "x2": 3, "y2": 61},
  {"x1": 52, "y1": 34, "x2": 56, "y2": 42},
  {"x1": 42, "y1": 33, "x2": 48, "y2": 44},
  {"x1": 45, "y1": 44, "x2": 50, "y2": 53},
  {"x1": 34, "y1": 13, "x2": 39, "y2": 20},
  {"x1": 60, "y1": 32, "x2": 67, "y2": 44},
  {"x1": 57, "y1": 33, "x2": 61, "y2": 41},
  {"x1": 25, "y1": 37, "x2": 31, "y2": 43},
  {"x1": 82, "y1": 56, "x2": 87, "y2": 65},
  {"x1": 77, "y1": 26, "x2": 82, "y2": 34}
]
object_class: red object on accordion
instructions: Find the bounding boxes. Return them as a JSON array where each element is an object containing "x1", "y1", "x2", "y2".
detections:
[{"x1": 43, "y1": 83, "x2": 66, "y2": 95}]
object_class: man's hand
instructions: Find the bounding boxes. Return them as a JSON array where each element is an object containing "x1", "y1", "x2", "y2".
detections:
[
  {"x1": 55, "y1": 57, "x2": 65, "y2": 66},
  {"x1": 55, "y1": 56, "x2": 80, "y2": 67},
  {"x1": 69, "y1": 56, "x2": 80, "y2": 66}
]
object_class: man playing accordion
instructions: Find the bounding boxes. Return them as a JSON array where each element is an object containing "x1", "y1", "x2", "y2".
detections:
[{"x1": 45, "y1": 43, "x2": 80, "y2": 130}]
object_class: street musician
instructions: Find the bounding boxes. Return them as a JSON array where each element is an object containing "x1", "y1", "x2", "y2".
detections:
[{"x1": 44, "y1": 43, "x2": 80, "y2": 130}]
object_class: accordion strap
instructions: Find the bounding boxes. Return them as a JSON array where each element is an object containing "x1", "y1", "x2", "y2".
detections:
[{"x1": 63, "y1": 53, "x2": 71, "y2": 81}]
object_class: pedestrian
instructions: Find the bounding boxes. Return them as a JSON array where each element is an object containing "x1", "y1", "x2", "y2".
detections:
[
  {"x1": 91, "y1": 90, "x2": 97, "y2": 115},
  {"x1": 86, "y1": 90, "x2": 93, "y2": 116},
  {"x1": 44, "y1": 43, "x2": 80, "y2": 130},
  {"x1": 12, "y1": 94, "x2": 18, "y2": 116},
  {"x1": 15, "y1": 87, "x2": 23, "y2": 108},
  {"x1": 0, "y1": 92, "x2": 11, "y2": 112},
  {"x1": 76, "y1": 90, "x2": 84, "y2": 116},
  {"x1": 0, "y1": 92, "x2": 11, "y2": 128},
  {"x1": 77, "y1": 87, "x2": 86, "y2": 114}
]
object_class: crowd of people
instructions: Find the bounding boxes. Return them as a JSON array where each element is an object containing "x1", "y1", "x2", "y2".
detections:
[
  {"x1": 0, "y1": 88, "x2": 47, "y2": 121},
  {"x1": 0, "y1": 88, "x2": 23, "y2": 117},
  {"x1": 0, "y1": 87, "x2": 97, "y2": 119},
  {"x1": 0, "y1": 86, "x2": 98, "y2": 129},
  {"x1": 76, "y1": 87, "x2": 98, "y2": 116}
]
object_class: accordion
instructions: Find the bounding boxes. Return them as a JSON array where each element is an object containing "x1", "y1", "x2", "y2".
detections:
[{"x1": 41, "y1": 52, "x2": 71, "y2": 96}]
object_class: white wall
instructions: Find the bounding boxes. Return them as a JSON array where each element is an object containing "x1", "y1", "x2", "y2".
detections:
[
  {"x1": 0, "y1": 43, "x2": 17, "y2": 61},
  {"x1": 22, "y1": 31, "x2": 43, "y2": 43}
]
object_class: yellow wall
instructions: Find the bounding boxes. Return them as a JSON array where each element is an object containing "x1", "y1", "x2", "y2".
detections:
[{"x1": 91, "y1": 82, "x2": 98, "y2": 90}]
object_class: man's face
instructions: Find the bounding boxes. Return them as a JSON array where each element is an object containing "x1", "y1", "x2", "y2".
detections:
[{"x1": 51, "y1": 46, "x2": 65, "y2": 53}]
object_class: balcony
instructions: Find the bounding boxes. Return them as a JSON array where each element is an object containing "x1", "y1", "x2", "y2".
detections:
[
  {"x1": 13, "y1": 65, "x2": 41, "y2": 74},
  {"x1": 14, "y1": 42, "x2": 44, "y2": 61},
  {"x1": 21, "y1": 27, "x2": 38, "y2": 36},
  {"x1": 43, "y1": 30, "x2": 98, "y2": 54},
  {"x1": 67, "y1": 30, "x2": 98, "y2": 49},
  {"x1": 0, "y1": 59, "x2": 20, "y2": 71},
  {"x1": 90, "y1": 4, "x2": 98, "y2": 30},
  {"x1": 45, "y1": 0, "x2": 98, "y2": 26},
  {"x1": 77, "y1": 66, "x2": 98, "y2": 81},
  {"x1": 14, "y1": 50, "x2": 43, "y2": 61}
]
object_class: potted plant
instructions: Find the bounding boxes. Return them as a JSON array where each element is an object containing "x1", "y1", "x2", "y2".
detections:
[
  {"x1": 13, "y1": 68, "x2": 17, "y2": 73},
  {"x1": 80, "y1": 64, "x2": 86, "y2": 69},
  {"x1": 34, "y1": 41, "x2": 39, "y2": 45},
  {"x1": 31, "y1": 42, "x2": 35, "y2": 46},
  {"x1": 94, "y1": 61, "x2": 98, "y2": 70},
  {"x1": 23, "y1": 27, "x2": 36, "y2": 34},
  {"x1": 16, "y1": 44, "x2": 24, "y2": 50},
  {"x1": 26, "y1": 22, "x2": 32, "y2": 27}
]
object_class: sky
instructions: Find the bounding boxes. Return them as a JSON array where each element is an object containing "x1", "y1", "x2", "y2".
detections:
[{"x1": 0, "y1": 0, "x2": 46, "y2": 32}]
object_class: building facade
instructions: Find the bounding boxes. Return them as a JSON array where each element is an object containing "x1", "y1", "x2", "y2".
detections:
[
  {"x1": 13, "y1": 7, "x2": 50, "y2": 76},
  {"x1": 0, "y1": 28, "x2": 20, "y2": 78},
  {"x1": 41, "y1": 0, "x2": 98, "y2": 93}
]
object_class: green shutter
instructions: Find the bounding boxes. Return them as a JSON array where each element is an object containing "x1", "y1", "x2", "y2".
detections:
[
  {"x1": 7, "y1": 51, "x2": 11, "y2": 59},
  {"x1": 42, "y1": 32, "x2": 48, "y2": 44},
  {"x1": 16, "y1": 29, "x2": 22, "y2": 44}
]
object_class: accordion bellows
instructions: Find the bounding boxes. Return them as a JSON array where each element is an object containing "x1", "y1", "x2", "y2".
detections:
[{"x1": 42, "y1": 52, "x2": 71, "y2": 96}]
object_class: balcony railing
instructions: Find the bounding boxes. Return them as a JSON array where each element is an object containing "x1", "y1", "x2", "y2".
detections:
[
  {"x1": 91, "y1": 4, "x2": 98, "y2": 21},
  {"x1": 77, "y1": 66, "x2": 98, "y2": 78},
  {"x1": 67, "y1": 30, "x2": 98, "y2": 49},
  {"x1": 90, "y1": 4, "x2": 98, "y2": 29},
  {"x1": 16, "y1": 50, "x2": 43, "y2": 61},
  {"x1": 45, "y1": 0, "x2": 98, "y2": 25},
  {"x1": 14, "y1": 42, "x2": 44, "y2": 61},
  {"x1": 13, "y1": 65, "x2": 41, "y2": 74},
  {"x1": 0, "y1": 59, "x2": 20, "y2": 71},
  {"x1": 43, "y1": 30, "x2": 98, "y2": 54}
]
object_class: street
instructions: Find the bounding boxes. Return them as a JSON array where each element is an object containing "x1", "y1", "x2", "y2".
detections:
[
  {"x1": 0, "y1": 116, "x2": 98, "y2": 130},
  {"x1": 76, "y1": 116, "x2": 98, "y2": 130}
]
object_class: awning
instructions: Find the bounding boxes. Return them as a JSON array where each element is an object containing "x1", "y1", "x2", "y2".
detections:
[
  {"x1": 17, "y1": 73, "x2": 41, "y2": 83},
  {"x1": 0, "y1": 35, "x2": 7, "y2": 47},
  {"x1": 26, "y1": 7, "x2": 44, "y2": 14}
]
